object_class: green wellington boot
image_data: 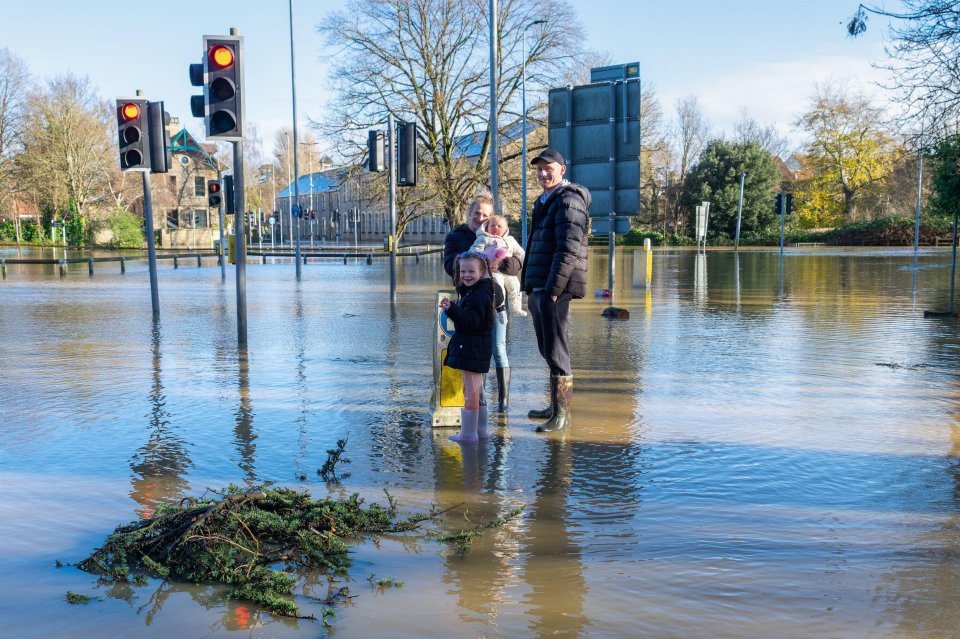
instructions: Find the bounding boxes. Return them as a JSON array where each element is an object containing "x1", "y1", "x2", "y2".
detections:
[
  {"x1": 528, "y1": 376, "x2": 553, "y2": 419},
  {"x1": 536, "y1": 375, "x2": 573, "y2": 433}
]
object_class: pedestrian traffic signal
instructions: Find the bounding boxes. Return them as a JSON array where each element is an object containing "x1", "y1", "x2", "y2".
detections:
[
  {"x1": 116, "y1": 99, "x2": 151, "y2": 172},
  {"x1": 147, "y1": 101, "x2": 171, "y2": 174},
  {"x1": 367, "y1": 130, "x2": 385, "y2": 172},
  {"x1": 397, "y1": 122, "x2": 417, "y2": 186},
  {"x1": 208, "y1": 180, "x2": 222, "y2": 207},
  {"x1": 188, "y1": 35, "x2": 245, "y2": 140}
]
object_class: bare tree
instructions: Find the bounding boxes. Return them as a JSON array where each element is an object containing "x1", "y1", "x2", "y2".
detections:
[
  {"x1": 635, "y1": 82, "x2": 668, "y2": 228},
  {"x1": 732, "y1": 108, "x2": 790, "y2": 158},
  {"x1": 0, "y1": 49, "x2": 29, "y2": 222},
  {"x1": 17, "y1": 74, "x2": 115, "y2": 222},
  {"x1": 316, "y1": 0, "x2": 585, "y2": 227},
  {"x1": 848, "y1": 1, "x2": 960, "y2": 131},
  {"x1": 670, "y1": 96, "x2": 710, "y2": 229}
]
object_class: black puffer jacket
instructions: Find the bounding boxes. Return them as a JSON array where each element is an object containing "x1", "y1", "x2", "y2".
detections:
[
  {"x1": 444, "y1": 224, "x2": 522, "y2": 278},
  {"x1": 443, "y1": 277, "x2": 495, "y2": 373},
  {"x1": 520, "y1": 183, "x2": 591, "y2": 298}
]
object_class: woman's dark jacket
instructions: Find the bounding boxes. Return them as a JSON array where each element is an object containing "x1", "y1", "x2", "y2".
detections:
[
  {"x1": 520, "y1": 183, "x2": 591, "y2": 299},
  {"x1": 444, "y1": 224, "x2": 522, "y2": 278},
  {"x1": 443, "y1": 277, "x2": 496, "y2": 374}
]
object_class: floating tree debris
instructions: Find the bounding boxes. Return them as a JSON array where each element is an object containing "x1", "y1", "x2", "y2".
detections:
[{"x1": 78, "y1": 484, "x2": 430, "y2": 618}]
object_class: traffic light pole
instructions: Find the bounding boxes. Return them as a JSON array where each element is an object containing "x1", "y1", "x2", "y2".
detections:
[
  {"x1": 779, "y1": 191, "x2": 786, "y2": 257},
  {"x1": 217, "y1": 168, "x2": 225, "y2": 281},
  {"x1": 388, "y1": 113, "x2": 397, "y2": 302},
  {"x1": 288, "y1": 0, "x2": 303, "y2": 280},
  {"x1": 233, "y1": 141, "x2": 248, "y2": 348},
  {"x1": 142, "y1": 172, "x2": 160, "y2": 319}
]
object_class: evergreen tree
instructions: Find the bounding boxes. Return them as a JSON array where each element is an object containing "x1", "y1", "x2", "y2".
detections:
[{"x1": 681, "y1": 140, "x2": 781, "y2": 239}]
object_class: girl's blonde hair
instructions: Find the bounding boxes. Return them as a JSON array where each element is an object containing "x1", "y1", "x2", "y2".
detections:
[{"x1": 453, "y1": 250, "x2": 489, "y2": 288}]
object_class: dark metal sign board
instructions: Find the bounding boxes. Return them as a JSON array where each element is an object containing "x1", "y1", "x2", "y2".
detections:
[
  {"x1": 548, "y1": 78, "x2": 640, "y2": 234},
  {"x1": 590, "y1": 62, "x2": 639, "y2": 83}
]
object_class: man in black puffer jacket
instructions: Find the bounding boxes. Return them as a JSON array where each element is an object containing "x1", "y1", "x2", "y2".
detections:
[{"x1": 520, "y1": 148, "x2": 590, "y2": 433}]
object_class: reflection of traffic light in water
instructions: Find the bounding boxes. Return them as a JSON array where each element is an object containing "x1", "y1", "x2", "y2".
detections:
[
  {"x1": 233, "y1": 351, "x2": 258, "y2": 483},
  {"x1": 129, "y1": 325, "x2": 192, "y2": 518}
]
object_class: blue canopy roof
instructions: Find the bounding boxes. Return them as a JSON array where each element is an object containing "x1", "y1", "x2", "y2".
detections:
[{"x1": 278, "y1": 173, "x2": 340, "y2": 198}]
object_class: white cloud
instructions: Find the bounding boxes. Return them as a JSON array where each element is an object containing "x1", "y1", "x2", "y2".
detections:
[{"x1": 659, "y1": 49, "x2": 896, "y2": 150}]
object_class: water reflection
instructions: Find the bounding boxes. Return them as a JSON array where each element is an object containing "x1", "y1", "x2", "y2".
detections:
[
  {"x1": 434, "y1": 435, "x2": 522, "y2": 627},
  {"x1": 875, "y1": 389, "x2": 960, "y2": 637},
  {"x1": 128, "y1": 323, "x2": 192, "y2": 517},
  {"x1": 520, "y1": 436, "x2": 588, "y2": 637},
  {"x1": 6, "y1": 247, "x2": 960, "y2": 638},
  {"x1": 694, "y1": 249, "x2": 707, "y2": 305},
  {"x1": 233, "y1": 351, "x2": 257, "y2": 484},
  {"x1": 291, "y1": 284, "x2": 308, "y2": 481}
]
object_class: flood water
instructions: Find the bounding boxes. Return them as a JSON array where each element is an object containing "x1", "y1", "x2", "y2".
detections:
[{"x1": 2, "y1": 246, "x2": 960, "y2": 638}]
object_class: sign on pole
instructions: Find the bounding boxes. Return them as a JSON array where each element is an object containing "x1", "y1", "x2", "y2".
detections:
[
  {"x1": 696, "y1": 201, "x2": 710, "y2": 244},
  {"x1": 547, "y1": 68, "x2": 640, "y2": 235}
]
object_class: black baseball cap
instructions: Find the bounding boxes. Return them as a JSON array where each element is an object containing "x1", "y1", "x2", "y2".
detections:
[{"x1": 530, "y1": 148, "x2": 565, "y2": 167}]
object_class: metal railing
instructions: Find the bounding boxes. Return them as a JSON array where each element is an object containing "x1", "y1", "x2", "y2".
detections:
[
  {"x1": 0, "y1": 253, "x2": 216, "y2": 277},
  {"x1": 0, "y1": 248, "x2": 443, "y2": 277}
]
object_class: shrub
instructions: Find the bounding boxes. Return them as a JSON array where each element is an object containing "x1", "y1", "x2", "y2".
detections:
[
  {"x1": 104, "y1": 207, "x2": 145, "y2": 248},
  {"x1": 20, "y1": 219, "x2": 39, "y2": 242},
  {"x1": 666, "y1": 232, "x2": 696, "y2": 246},
  {"x1": 0, "y1": 219, "x2": 15, "y2": 241},
  {"x1": 618, "y1": 228, "x2": 664, "y2": 246}
]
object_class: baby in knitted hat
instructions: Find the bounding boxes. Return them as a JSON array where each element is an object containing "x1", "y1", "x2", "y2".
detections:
[{"x1": 471, "y1": 215, "x2": 527, "y2": 318}]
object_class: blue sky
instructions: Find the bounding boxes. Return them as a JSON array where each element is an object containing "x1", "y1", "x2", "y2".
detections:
[{"x1": 1, "y1": 1, "x2": 896, "y2": 153}]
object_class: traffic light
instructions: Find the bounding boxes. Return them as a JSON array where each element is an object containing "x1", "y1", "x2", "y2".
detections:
[
  {"x1": 208, "y1": 180, "x2": 222, "y2": 207},
  {"x1": 397, "y1": 122, "x2": 417, "y2": 186},
  {"x1": 775, "y1": 193, "x2": 795, "y2": 215},
  {"x1": 368, "y1": 130, "x2": 385, "y2": 172},
  {"x1": 188, "y1": 35, "x2": 245, "y2": 140},
  {"x1": 116, "y1": 99, "x2": 151, "y2": 171},
  {"x1": 223, "y1": 175, "x2": 235, "y2": 214},
  {"x1": 147, "y1": 101, "x2": 171, "y2": 173}
]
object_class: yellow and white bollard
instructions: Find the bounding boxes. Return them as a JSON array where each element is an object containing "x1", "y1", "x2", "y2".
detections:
[
  {"x1": 645, "y1": 238, "x2": 653, "y2": 286},
  {"x1": 632, "y1": 238, "x2": 654, "y2": 288},
  {"x1": 431, "y1": 290, "x2": 464, "y2": 427}
]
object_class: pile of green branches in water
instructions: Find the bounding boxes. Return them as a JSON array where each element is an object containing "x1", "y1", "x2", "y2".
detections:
[{"x1": 77, "y1": 485, "x2": 429, "y2": 618}]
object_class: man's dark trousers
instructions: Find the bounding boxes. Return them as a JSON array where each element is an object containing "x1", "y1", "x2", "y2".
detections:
[{"x1": 527, "y1": 291, "x2": 572, "y2": 377}]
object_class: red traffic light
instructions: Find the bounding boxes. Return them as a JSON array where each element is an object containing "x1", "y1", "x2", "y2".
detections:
[
  {"x1": 121, "y1": 102, "x2": 140, "y2": 121},
  {"x1": 209, "y1": 182, "x2": 221, "y2": 194},
  {"x1": 209, "y1": 45, "x2": 235, "y2": 69}
]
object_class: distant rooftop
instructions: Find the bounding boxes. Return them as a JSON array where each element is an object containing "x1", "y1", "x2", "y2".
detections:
[{"x1": 277, "y1": 172, "x2": 341, "y2": 198}]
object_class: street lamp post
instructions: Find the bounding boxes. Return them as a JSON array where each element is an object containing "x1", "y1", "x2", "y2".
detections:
[
  {"x1": 489, "y1": 0, "x2": 499, "y2": 212},
  {"x1": 288, "y1": 0, "x2": 303, "y2": 278},
  {"x1": 521, "y1": 19, "x2": 546, "y2": 251}
]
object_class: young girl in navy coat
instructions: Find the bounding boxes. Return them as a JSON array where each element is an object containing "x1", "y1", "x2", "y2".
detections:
[{"x1": 439, "y1": 250, "x2": 501, "y2": 442}]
